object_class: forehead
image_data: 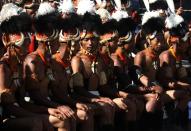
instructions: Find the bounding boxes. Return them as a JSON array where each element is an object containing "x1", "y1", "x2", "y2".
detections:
[
  {"x1": 81, "y1": 31, "x2": 99, "y2": 40},
  {"x1": 101, "y1": 32, "x2": 114, "y2": 39}
]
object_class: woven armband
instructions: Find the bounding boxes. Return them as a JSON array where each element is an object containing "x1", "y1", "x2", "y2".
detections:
[{"x1": 135, "y1": 66, "x2": 144, "y2": 80}]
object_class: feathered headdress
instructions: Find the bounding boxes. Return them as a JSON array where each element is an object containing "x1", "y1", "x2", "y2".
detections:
[
  {"x1": 165, "y1": 14, "x2": 189, "y2": 42},
  {"x1": 142, "y1": 11, "x2": 164, "y2": 38},
  {"x1": 96, "y1": 8, "x2": 111, "y2": 23},
  {"x1": 99, "y1": 18, "x2": 118, "y2": 45},
  {"x1": 80, "y1": 12, "x2": 102, "y2": 39},
  {"x1": 0, "y1": 3, "x2": 32, "y2": 34},
  {"x1": 143, "y1": 0, "x2": 175, "y2": 13},
  {"x1": 117, "y1": 17, "x2": 136, "y2": 43},
  {"x1": 34, "y1": 2, "x2": 60, "y2": 41},
  {"x1": 77, "y1": 0, "x2": 96, "y2": 15},
  {"x1": 59, "y1": 0, "x2": 75, "y2": 14},
  {"x1": 111, "y1": 0, "x2": 129, "y2": 22}
]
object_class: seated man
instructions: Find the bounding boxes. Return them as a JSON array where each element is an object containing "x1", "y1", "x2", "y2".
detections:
[
  {"x1": 133, "y1": 11, "x2": 165, "y2": 113},
  {"x1": 131, "y1": 12, "x2": 165, "y2": 131},
  {"x1": 0, "y1": 3, "x2": 48, "y2": 131},
  {"x1": 99, "y1": 17, "x2": 139, "y2": 131},
  {"x1": 23, "y1": 2, "x2": 76, "y2": 131},
  {"x1": 159, "y1": 14, "x2": 191, "y2": 129},
  {"x1": 70, "y1": 12, "x2": 115, "y2": 131},
  {"x1": 50, "y1": 4, "x2": 94, "y2": 131}
]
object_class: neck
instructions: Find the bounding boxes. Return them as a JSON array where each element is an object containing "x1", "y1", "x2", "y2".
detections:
[
  {"x1": 57, "y1": 50, "x2": 66, "y2": 60},
  {"x1": 37, "y1": 43, "x2": 46, "y2": 55},
  {"x1": 81, "y1": 48, "x2": 97, "y2": 56},
  {"x1": 171, "y1": 46, "x2": 178, "y2": 55},
  {"x1": 147, "y1": 47, "x2": 157, "y2": 55}
]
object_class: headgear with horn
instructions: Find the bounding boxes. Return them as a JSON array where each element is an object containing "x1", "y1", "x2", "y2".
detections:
[
  {"x1": 0, "y1": 3, "x2": 32, "y2": 47},
  {"x1": 117, "y1": 17, "x2": 136, "y2": 45},
  {"x1": 99, "y1": 18, "x2": 118, "y2": 45},
  {"x1": 34, "y1": 2, "x2": 60, "y2": 42},
  {"x1": 80, "y1": 12, "x2": 102, "y2": 40},
  {"x1": 166, "y1": 14, "x2": 189, "y2": 42},
  {"x1": 142, "y1": 11, "x2": 165, "y2": 40}
]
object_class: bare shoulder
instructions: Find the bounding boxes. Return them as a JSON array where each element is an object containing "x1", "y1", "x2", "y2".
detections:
[
  {"x1": 71, "y1": 55, "x2": 82, "y2": 65},
  {"x1": 0, "y1": 61, "x2": 7, "y2": 73},
  {"x1": 0, "y1": 57, "x2": 9, "y2": 72},
  {"x1": 135, "y1": 50, "x2": 145, "y2": 59},
  {"x1": 159, "y1": 50, "x2": 170, "y2": 60},
  {"x1": 24, "y1": 52, "x2": 38, "y2": 65}
]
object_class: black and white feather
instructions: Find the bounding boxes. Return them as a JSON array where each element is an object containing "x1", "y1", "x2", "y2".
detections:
[
  {"x1": 166, "y1": 14, "x2": 188, "y2": 39},
  {"x1": 0, "y1": 3, "x2": 32, "y2": 33},
  {"x1": 59, "y1": 0, "x2": 75, "y2": 14},
  {"x1": 34, "y1": 2, "x2": 60, "y2": 33}
]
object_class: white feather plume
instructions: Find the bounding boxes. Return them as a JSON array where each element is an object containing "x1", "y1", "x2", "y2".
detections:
[
  {"x1": 114, "y1": 0, "x2": 122, "y2": 10},
  {"x1": 165, "y1": 0, "x2": 175, "y2": 13},
  {"x1": 36, "y1": 2, "x2": 56, "y2": 16},
  {"x1": 165, "y1": 14, "x2": 184, "y2": 29},
  {"x1": 112, "y1": 10, "x2": 128, "y2": 21},
  {"x1": 96, "y1": 8, "x2": 111, "y2": 21},
  {"x1": 59, "y1": 0, "x2": 75, "y2": 13},
  {"x1": 143, "y1": 0, "x2": 150, "y2": 11},
  {"x1": 142, "y1": 11, "x2": 160, "y2": 25},
  {"x1": 95, "y1": 0, "x2": 102, "y2": 5},
  {"x1": 77, "y1": 0, "x2": 96, "y2": 15},
  {"x1": 95, "y1": 0, "x2": 106, "y2": 8},
  {"x1": 149, "y1": 0, "x2": 158, "y2": 4},
  {"x1": 0, "y1": 3, "x2": 23, "y2": 24}
]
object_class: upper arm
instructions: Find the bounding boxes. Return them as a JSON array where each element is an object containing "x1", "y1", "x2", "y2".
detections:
[
  {"x1": 71, "y1": 56, "x2": 82, "y2": 74},
  {"x1": 0, "y1": 64, "x2": 15, "y2": 104},
  {"x1": 0, "y1": 65, "x2": 7, "y2": 91},
  {"x1": 111, "y1": 55, "x2": 122, "y2": 67},
  {"x1": 134, "y1": 52, "x2": 143, "y2": 68},
  {"x1": 159, "y1": 52, "x2": 170, "y2": 67}
]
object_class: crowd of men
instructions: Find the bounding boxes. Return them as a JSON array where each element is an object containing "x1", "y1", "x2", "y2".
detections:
[{"x1": 0, "y1": 0, "x2": 191, "y2": 131}]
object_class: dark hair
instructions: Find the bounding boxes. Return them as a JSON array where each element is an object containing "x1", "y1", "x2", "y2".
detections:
[
  {"x1": 80, "y1": 12, "x2": 102, "y2": 33},
  {"x1": 0, "y1": 12, "x2": 32, "y2": 33},
  {"x1": 149, "y1": 0, "x2": 168, "y2": 11},
  {"x1": 117, "y1": 17, "x2": 136, "y2": 37},
  {"x1": 169, "y1": 22, "x2": 188, "y2": 37},
  {"x1": 100, "y1": 19, "x2": 118, "y2": 35},
  {"x1": 34, "y1": 12, "x2": 61, "y2": 33},
  {"x1": 142, "y1": 17, "x2": 164, "y2": 36}
]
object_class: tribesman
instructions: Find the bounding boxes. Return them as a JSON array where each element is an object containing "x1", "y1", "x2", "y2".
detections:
[
  {"x1": 50, "y1": 1, "x2": 95, "y2": 131},
  {"x1": 98, "y1": 11, "x2": 140, "y2": 130},
  {"x1": 23, "y1": 2, "x2": 77, "y2": 131},
  {"x1": 159, "y1": 13, "x2": 191, "y2": 130},
  {"x1": 135, "y1": 0, "x2": 175, "y2": 51},
  {"x1": 0, "y1": 3, "x2": 48, "y2": 131},
  {"x1": 70, "y1": 9, "x2": 116, "y2": 130},
  {"x1": 131, "y1": 11, "x2": 165, "y2": 131}
]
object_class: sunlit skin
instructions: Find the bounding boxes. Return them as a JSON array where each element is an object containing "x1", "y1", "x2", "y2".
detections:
[
  {"x1": 71, "y1": 31, "x2": 116, "y2": 128},
  {"x1": 159, "y1": 36, "x2": 191, "y2": 111},
  {"x1": 100, "y1": 32, "x2": 141, "y2": 129},
  {"x1": 0, "y1": 33, "x2": 54, "y2": 131},
  {"x1": 24, "y1": 35, "x2": 76, "y2": 131},
  {"x1": 134, "y1": 32, "x2": 165, "y2": 112}
]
